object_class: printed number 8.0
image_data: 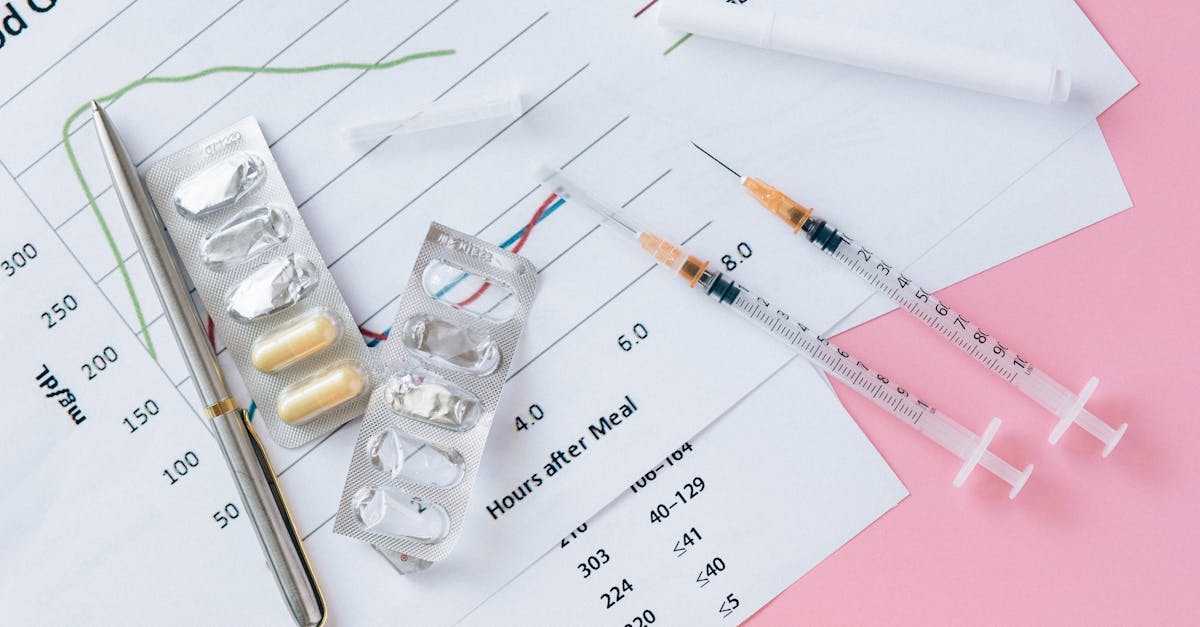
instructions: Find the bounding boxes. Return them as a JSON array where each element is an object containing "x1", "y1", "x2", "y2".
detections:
[{"x1": 721, "y1": 242, "x2": 753, "y2": 271}]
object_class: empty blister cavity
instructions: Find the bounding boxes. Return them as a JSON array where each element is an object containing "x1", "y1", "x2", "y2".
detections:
[
  {"x1": 401, "y1": 314, "x2": 499, "y2": 375},
  {"x1": 251, "y1": 309, "x2": 341, "y2": 373},
  {"x1": 354, "y1": 486, "x2": 449, "y2": 544},
  {"x1": 173, "y1": 151, "x2": 265, "y2": 218},
  {"x1": 277, "y1": 361, "x2": 368, "y2": 425},
  {"x1": 368, "y1": 427, "x2": 464, "y2": 487},
  {"x1": 422, "y1": 260, "x2": 519, "y2": 323},
  {"x1": 386, "y1": 371, "x2": 481, "y2": 431},
  {"x1": 227, "y1": 254, "x2": 319, "y2": 322},
  {"x1": 201, "y1": 204, "x2": 292, "y2": 269}
]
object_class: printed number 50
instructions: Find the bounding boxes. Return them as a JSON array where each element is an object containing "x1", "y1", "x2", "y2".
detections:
[{"x1": 213, "y1": 503, "x2": 240, "y2": 529}]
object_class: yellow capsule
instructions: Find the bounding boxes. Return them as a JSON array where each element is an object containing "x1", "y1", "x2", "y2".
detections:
[
  {"x1": 277, "y1": 362, "x2": 367, "y2": 425},
  {"x1": 251, "y1": 310, "x2": 341, "y2": 372}
]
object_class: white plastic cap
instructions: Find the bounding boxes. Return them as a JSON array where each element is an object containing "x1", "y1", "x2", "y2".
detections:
[
  {"x1": 342, "y1": 87, "x2": 523, "y2": 143},
  {"x1": 529, "y1": 163, "x2": 641, "y2": 241}
]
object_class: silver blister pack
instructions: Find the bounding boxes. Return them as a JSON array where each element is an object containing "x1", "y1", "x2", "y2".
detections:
[
  {"x1": 334, "y1": 223, "x2": 539, "y2": 562},
  {"x1": 142, "y1": 117, "x2": 370, "y2": 447}
]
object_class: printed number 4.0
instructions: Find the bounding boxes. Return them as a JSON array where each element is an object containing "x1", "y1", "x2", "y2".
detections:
[{"x1": 514, "y1": 403, "x2": 545, "y2": 433}]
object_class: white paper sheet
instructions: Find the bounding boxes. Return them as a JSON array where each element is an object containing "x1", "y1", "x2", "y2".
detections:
[
  {"x1": 829, "y1": 121, "x2": 1131, "y2": 333},
  {"x1": 0, "y1": 114, "x2": 1125, "y2": 624},
  {"x1": 545, "y1": 0, "x2": 1135, "y2": 335},
  {"x1": 0, "y1": 170, "x2": 294, "y2": 626},
  {"x1": 0, "y1": 1, "x2": 1132, "y2": 625},
  {"x1": 448, "y1": 117, "x2": 1132, "y2": 627},
  {"x1": 457, "y1": 358, "x2": 908, "y2": 626}
]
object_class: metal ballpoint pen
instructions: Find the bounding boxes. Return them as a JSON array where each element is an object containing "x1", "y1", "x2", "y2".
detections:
[{"x1": 91, "y1": 101, "x2": 325, "y2": 627}]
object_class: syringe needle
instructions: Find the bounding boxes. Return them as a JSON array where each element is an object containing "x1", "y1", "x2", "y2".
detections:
[
  {"x1": 740, "y1": 176, "x2": 1127, "y2": 456},
  {"x1": 690, "y1": 142, "x2": 741, "y2": 178}
]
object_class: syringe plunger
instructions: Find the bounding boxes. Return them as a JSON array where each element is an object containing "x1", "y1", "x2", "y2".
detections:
[
  {"x1": 920, "y1": 415, "x2": 1033, "y2": 499},
  {"x1": 1036, "y1": 376, "x2": 1127, "y2": 456}
]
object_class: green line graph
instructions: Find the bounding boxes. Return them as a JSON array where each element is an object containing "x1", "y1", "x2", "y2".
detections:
[
  {"x1": 663, "y1": 33, "x2": 692, "y2": 55},
  {"x1": 63, "y1": 48, "x2": 455, "y2": 359}
]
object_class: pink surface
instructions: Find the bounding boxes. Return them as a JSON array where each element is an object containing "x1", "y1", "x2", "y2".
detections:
[{"x1": 746, "y1": 2, "x2": 1200, "y2": 626}]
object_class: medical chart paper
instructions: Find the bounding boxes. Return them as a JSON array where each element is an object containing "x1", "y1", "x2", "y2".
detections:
[
  {"x1": 831, "y1": 121, "x2": 1132, "y2": 333},
  {"x1": 268, "y1": 118, "x2": 1127, "y2": 627},
  {"x1": 0, "y1": 172, "x2": 293, "y2": 625},
  {"x1": 0, "y1": 126, "x2": 1124, "y2": 625},
  {"x1": 458, "y1": 358, "x2": 907, "y2": 626},
  {"x1": 450, "y1": 121, "x2": 1132, "y2": 626},
  {"x1": 558, "y1": 0, "x2": 1134, "y2": 328},
  {"x1": 0, "y1": 1, "x2": 1130, "y2": 625}
]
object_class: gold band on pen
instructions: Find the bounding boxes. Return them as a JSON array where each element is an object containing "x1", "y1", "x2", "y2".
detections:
[{"x1": 205, "y1": 397, "x2": 238, "y2": 418}]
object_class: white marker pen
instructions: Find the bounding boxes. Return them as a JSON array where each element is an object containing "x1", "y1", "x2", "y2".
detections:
[{"x1": 657, "y1": 0, "x2": 1071, "y2": 104}]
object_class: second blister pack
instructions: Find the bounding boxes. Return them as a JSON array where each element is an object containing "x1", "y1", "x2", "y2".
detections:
[
  {"x1": 143, "y1": 117, "x2": 370, "y2": 447},
  {"x1": 333, "y1": 222, "x2": 538, "y2": 562}
]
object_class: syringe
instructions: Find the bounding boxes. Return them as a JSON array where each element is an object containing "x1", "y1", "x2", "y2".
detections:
[
  {"x1": 739, "y1": 176, "x2": 1127, "y2": 456},
  {"x1": 535, "y1": 164, "x2": 1033, "y2": 498}
]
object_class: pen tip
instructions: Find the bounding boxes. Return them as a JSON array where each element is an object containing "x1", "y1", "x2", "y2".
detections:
[{"x1": 90, "y1": 99, "x2": 102, "y2": 113}]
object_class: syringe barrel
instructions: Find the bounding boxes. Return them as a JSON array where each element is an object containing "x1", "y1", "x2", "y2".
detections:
[
  {"x1": 792, "y1": 217, "x2": 1125, "y2": 455},
  {"x1": 910, "y1": 408, "x2": 979, "y2": 455},
  {"x1": 1010, "y1": 365, "x2": 1085, "y2": 417},
  {"x1": 712, "y1": 276, "x2": 1031, "y2": 496}
]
